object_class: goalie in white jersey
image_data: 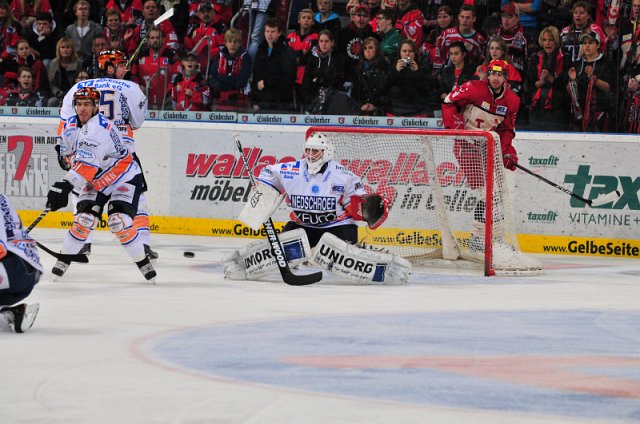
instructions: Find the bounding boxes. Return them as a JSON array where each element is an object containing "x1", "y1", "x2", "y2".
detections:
[
  {"x1": 0, "y1": 194, "x2": 42, "y2": 333},
  {"x1": 47, "y1": 87, "x2": 156, "y2": 283},
  {"x1": 57, "y1": 49, "x2": 158, "y2": 261},
  {"x1": 224, "y1": 133, "x2": 411, "y2": 285}
]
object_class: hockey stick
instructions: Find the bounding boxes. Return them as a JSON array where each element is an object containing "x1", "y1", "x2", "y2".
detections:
[
  {"x1": 126, "y1": 8, "x2": 175, "y2": 69},
  {"x1": 515, "y1": 163, "x2": 621, "y2": 207},
  {"x1": 234, "y1": 135, "x2": 322, "y2": 286},
  {"x1": 25, "y1": 208, "x2": 89, "y2": 263}
]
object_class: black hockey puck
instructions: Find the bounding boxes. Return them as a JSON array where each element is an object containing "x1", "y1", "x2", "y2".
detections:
[{"x1": 183, "y1": 251, "x2": 195, "y2": 258}]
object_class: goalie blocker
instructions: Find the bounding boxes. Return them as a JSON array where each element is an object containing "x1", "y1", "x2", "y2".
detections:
[{"x1": 223, "y1": 230, "x2": 411, "y2": 285}]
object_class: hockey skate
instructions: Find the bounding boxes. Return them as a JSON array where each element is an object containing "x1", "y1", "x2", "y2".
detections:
[
  {"x1": 51, "y1": 259, "x2": 71, "y2": 280},
  {"x1": 1, "y1": 303, "x2": 40, "y2": 333},
  {"x1": 136, "y1": 257, "x2": 157, "y2": 283},
  {"x1": 144, "y1": 244, "x2": 159, "y2": 261}
]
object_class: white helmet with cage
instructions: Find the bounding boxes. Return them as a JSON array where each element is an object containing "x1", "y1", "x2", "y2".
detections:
[{"x1": 304, "y1": 133, "x2": 335, "y2": 174}]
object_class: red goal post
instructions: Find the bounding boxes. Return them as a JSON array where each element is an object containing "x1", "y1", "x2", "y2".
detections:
[{"x1": 305, "y1": 126, "x2": 532, "y2": 276}]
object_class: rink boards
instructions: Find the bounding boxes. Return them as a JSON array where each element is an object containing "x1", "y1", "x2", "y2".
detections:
[{"x1": 2, "y1": 117, "x2": 639, "y2": 259}]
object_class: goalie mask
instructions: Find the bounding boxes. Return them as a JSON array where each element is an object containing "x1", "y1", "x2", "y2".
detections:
[{"x1": 304, "y1": 133, "x2": 335, "y2": 174}]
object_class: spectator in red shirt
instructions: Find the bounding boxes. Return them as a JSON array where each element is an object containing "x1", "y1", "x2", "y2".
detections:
[
  {"x1": 135, "y1": 27, "x2": 179, "y2": 109},
  {"x1": 171, "y1": 52, "x2": 211, "y2": 110},
  {"x1": 287, "y1": 8, "x2": 318, "y2": 109},
  {"x1": 126, "y1": 0, "x2": 179, "y2": 55},
  {"x1": 103, "y1": 0, "x2": 142, "y2": 28},
  {"x1": 0, "y1": 0, "x2": 21, "y2": 63},
  {"x1": 184, "y1": 1, "x2": 224, "y2": 79},
  {"x1": 3, "y1": 38, "x2": 50, "y2": 96}
]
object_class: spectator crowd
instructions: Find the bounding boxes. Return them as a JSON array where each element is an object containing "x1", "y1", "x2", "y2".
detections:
[{"x1": 1, "y1": 0, "x2": 640, "y2": 132}]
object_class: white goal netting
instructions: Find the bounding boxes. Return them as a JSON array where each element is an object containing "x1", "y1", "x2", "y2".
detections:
[{"x1": 306, "y1": 127, "x2": 541, "y2": 276}]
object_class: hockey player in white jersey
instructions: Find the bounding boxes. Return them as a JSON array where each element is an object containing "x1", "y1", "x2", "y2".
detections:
[
  {"x1": 0, "y1": 194, "x2": 42, "y2": 333},
  {"x1": 47, "y1": 87, "x2": 156, "y2": 283},
  {"x1": 224, "y1": 133, "x2": 412, "y2": 284},
  {"x1": 56, "y1": 49, "x2": 158, "y2": 261}
]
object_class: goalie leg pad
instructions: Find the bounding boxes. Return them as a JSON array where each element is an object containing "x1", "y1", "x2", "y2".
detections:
[
  {"x1": 311, "y1": 233, "x2": 411, "y2": 285},
  {"x1": 238, "y1": 182, "x2": 284, "y2": 231},
  {"x1": 223, "y1": 229, "x2": 312, "y2": 280}
]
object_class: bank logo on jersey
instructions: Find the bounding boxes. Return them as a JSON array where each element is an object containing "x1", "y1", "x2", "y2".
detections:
[{"x1": 280, "y1": 161, "x2": 301, "y2": 179}]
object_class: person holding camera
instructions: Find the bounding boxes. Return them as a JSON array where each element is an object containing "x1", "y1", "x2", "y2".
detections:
[{"x1": 388, "y1": 39, "x2": 433, "y2": 116}]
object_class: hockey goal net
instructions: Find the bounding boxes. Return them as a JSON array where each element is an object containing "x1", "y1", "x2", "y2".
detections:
[{"x1": 305, "y1": 126, "x2": 541, "y2": 276}]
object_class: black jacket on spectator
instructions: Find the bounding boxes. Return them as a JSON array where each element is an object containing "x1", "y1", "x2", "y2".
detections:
[
  {"x1": 570, "y1": 53, "x2": 615, "y2": 131},
  {"x1": 6, "y1": 89, "x2": 46, "y2": 107},
  {"x1": 388, "y1": 61, "x2": 434, "y2": 116},
  {"x1": 352, "y1": 58, "x2": 392, "y2": 115},
  {"x1": 302, "y1": 50, "x2": 346, "y2": 108},
  {"x1": 251, "y1": 36, "x2": 297, "y2": 111},
  {"x1": 437, "y1": 61, "x2": 476, "y2": 100},
  {"x1": 48, "y1": 56, "x2": 83, "y2": 99},
  {"x1": 25, "y1": 21, "x2": 61, "y2": 64},
  {"x1": 336, "y1": 23, "x2": 375, "y2": 84}
]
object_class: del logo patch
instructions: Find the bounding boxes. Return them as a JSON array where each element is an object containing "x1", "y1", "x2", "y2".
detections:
[
  {"x1": 496, "y1": 105, "x2": 507, "y2": 115},
  {"x1": 331, "y1": 184, "x2": 345, "y2": 194}
]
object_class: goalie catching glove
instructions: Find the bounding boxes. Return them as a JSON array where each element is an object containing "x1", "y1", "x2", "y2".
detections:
[{"x1": 346, "y1": 194, "x2": 389, "y2": 229}]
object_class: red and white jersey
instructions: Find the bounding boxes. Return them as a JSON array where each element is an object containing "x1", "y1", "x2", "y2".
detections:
[
  {"x1": 436, "y1": 27, "x2": 486, "y2": 67},
  {"x1": 394, "y1": 5, "x2": 425, "y2": 47},
  {"x1": 442, "y1": 79, "x2": 519, "y2": 155},
  {"x1": 62, "y1": 113, "x2": 140, "y2": 195},
  {"x1": 0, "y1": 194, "x2": 43, "y2": 274},
  {"x1": 60, "y1": 78, "x2": 148, "y2": 152},
  {"x1": 258, "y1": 160, "x2": 367, "y2": 229}
]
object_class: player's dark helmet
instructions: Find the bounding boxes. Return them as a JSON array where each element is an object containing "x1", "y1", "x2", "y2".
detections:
[
  {"x1": 72, "y1": 87, "x2": 101, "y2": 105},
  {"x1": 98, "y1": 49, "x2": 128, "y2": 75}
]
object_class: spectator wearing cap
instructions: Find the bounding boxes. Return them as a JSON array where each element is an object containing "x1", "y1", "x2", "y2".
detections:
[
  {"x1": 499, "y1": 0, "x2": 541, "y2": 39},
  {"x1": 435, "y1": 5, "x2": 486, "y2": 71},
  {"x1": 567, "y1": 29, "x2": 614, "y2": 131},
  {"x1": 126, "y1": 0, "x2": 179, "y2": 55},
  {"x1": 494, "y1": 4, "x2": 528, "y2": 82},
  {"x1": 171, "y1": 52, "x2": 211, "y2": 110},
  {"x1": 376, "y1": 8, "x2": 402, "y2": 60},
  {"x1": 336, "y1": 3, "x2": 375, "y2": 88},
  {"x1": 393, "y1": 0, "x2": 425, "y2": 47},
  {"x1": 313, "y1": 0, "x2": 340, "y2": 36},
  {"x1": 25, "y1": 11, "x2": 60, "y2": 67},
  {"x1": 10, "y1": 0, "x2": 52, "y2": 30},
  {"x1": 526, "y1": 25, "x2": 570, "y2": 131},
  {"x1": 560, "y1": 1, "x2": 606, "y2": 63},
  {"x1": 103, "y1": 0, "x2": 143, "y2": 29},
  {"x1": 184, "y1": 1, "x2": 225, "y2": 78},
  {"x1": 64, "y1": 0, "x2": 103, "y2": 62}
]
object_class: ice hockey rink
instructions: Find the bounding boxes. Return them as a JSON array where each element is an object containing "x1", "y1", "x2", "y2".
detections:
[{"x1": 2, "y1": 228, "x2": 639, "y2": 424}]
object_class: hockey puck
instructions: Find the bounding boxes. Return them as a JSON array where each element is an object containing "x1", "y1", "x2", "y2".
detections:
[{"x1": 183, "y1": 251, "x2": 195, "y2": 258}]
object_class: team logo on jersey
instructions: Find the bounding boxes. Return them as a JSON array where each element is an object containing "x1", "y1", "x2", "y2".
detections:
[
  {"x1": 481, "y1": 101, "x2": 490, "y2": 110},
  {"x1": 496, "y1": 105, "x2": 507, "y2": 116},
  {"x1": 311, "y1": 185, "x2": 320, "y2": 193},
  {"x1": 331, "y1": 184, "x2": 345, "y2": 194}
]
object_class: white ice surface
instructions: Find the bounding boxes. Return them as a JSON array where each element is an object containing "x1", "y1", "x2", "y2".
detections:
[{"x1": 2, "y1": 229, "x2": 639, "y2": 424}]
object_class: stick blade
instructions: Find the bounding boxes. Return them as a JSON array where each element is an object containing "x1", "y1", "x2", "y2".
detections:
[
  {"x1": 282, "y1": 269, "x2": 323, "y2": 286},
  {"x1": 153, "y1": 7, "x2": 175, "y2": 26},
  {"x1": 590, "y1": 190, "x2": 621, "y2": 207}
]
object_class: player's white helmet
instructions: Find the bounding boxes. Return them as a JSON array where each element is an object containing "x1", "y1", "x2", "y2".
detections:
[{"x1": 304, "y1": 133, "x2": 334, "y2": 174}]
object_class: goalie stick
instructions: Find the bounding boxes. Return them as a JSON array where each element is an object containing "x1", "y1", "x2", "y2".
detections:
[
  {"x1": 25, "y1": 208, "x2": 89, "y2": 263},
  {"x1": 235, "y1": 135, "x2": 323, "y2": 286},
  {"x1": 515, "y1": 163, "x2": 621, "y2": 207}
]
